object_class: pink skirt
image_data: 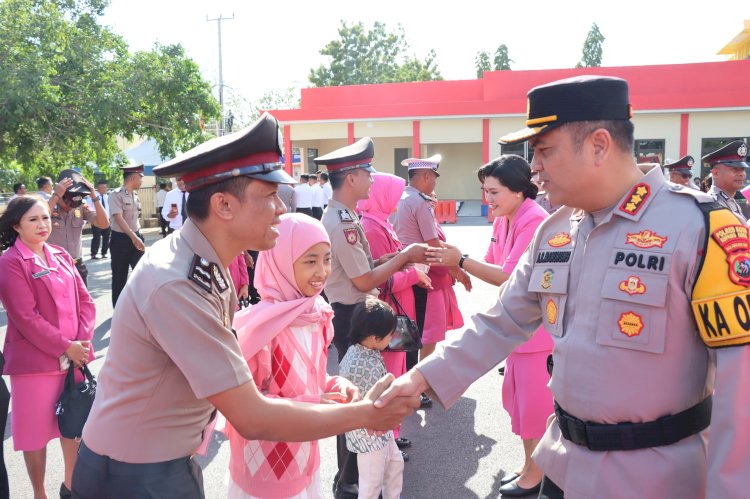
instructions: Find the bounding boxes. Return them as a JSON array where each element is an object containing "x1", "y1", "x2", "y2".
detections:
[
  {"x1": 501, "y1": 350, "x2": 554, "y2": 440},
  {"x1": 10, "y1": 372, "x2": 73, "y2": 451},
  {"x1": 421, "y1": 287, "x2": 464, "y2": 344}
]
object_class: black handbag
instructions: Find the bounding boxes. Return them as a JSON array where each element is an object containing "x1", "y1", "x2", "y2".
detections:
[
  {"x1": 383, "y1": 278, "x2": 422, "y2": 353},
  {"x1": 55, "y1": 363, "x2": 97, "y2": 439}
]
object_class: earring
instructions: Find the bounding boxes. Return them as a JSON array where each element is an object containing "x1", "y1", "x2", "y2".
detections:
[{"x1": 517, "y1": 193, "x2": 522, "y2": 198}]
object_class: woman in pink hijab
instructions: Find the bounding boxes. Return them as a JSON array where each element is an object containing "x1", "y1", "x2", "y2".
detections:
[
  {"x1": 226, "y1": 213, "x2": 358, "y2": 499},
  {"x1": 357, "y1": 173, "x2": 431, "y2": 456}
]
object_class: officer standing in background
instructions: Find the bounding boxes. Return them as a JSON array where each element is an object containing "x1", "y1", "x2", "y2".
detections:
[
  {"x1": 108, "y1": 161, "x2": 145, "y2": 307},
  {"x1": 88, "y1": 180, "x2": 111, "y2": 259},
  {"x1": 705, "y1": 140, "x2": 749, "y2": 224},
  {"x1": 295, "y1": 173, "x2": 313, "y2": 216},
  {"x1": 47, "y1": 170, "x2": 109, "y2": 286},
  {"x1": 310, "y1": 172, "x2": 326, "y2": 220},
  {"x1": 35, "y1": 176, "x2": 53, "y2": 201},
  {"x1": 276, "y1": 181, "x2": 296, "y2": 212},
  {"x1": 155, "y1": 182, "x2": 169, "y2": 237},
  {"x1": 664, "y1": 155, "x2": 698, "y2": 189},
  {"x1": 377, "y1": 75, "x2": 750, "y2": 498},
  {"x1": 161, "y1": 177, "x2": 189, "y2": 234},
  {"x1": 316, "y1": 137, "x2": 429, "y2": 499},
  {"x1": 72, "y1": 114, "x2": 418, "y2": 499},
  {"x1": 319, "y1": 171, "x2": 333, "y2": 208}
]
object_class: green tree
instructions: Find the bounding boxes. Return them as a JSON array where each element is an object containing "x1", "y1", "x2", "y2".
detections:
[
  {"x1": 493, "y1": 44, "x2": 513, "y2": 70},
  {"x1": 309, "y1": 21, "x2": 442, "y2": 86},
  {"x1": 576, "y1": 23, "x2": 605, "y2": 68},
  {"x1": 475, "y1": 51, "x2": 491, "y2": 77},
  {"x1": 224, "y1": 86, "x2": 301, "y2": 131},
  {"x1": 0, "y1": 0, "x2": 220, "y2": 185}
]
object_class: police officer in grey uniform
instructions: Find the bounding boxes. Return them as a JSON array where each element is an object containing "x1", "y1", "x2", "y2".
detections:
[
  {"x1": 46, "y1": 170, "x2": 109, "y2": 286},
  {"x1": 71, "y1": 114, "x2": 418, "y2": 499},
  {"x1": 664, "y1": 155, "x2": 698, "y2": 189},
  {"x1": 705, "y1": 140, "x2": 749, "y2": 224},
  {"x1": 376, "y1": 76, "x2": 750, "y2": 499},
  {"x1": 108, "y1": 161, "x2": 145, "y2": 306},
  {"x1": 316, "y1": 137, "x2": 429, "y2": 499}
]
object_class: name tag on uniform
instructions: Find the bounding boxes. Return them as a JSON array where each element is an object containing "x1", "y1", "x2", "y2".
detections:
[{"x1": 32, "y1": 269, "x2": 51, "y2": 279}]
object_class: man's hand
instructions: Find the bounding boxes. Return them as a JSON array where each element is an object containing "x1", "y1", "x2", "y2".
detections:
[
  {"x1": 167, "y1": 206, "x2": 178, "y2": 220},
  {"x1": 80, "y1": 177, "x2": 95, "y2": 195},
  {"x1": 450, "y1": 267, "x2": 472, "y2": 292},
  {"x1": 54, "y1": 178, "x2": 74, "y2": 197},
  {"x1": 131, "y1": 235, "x2": 145, "y2": 252},
  {"x1": 373, "y1": 369, "x2": 429, "y2": 409},
  {"x1": 244, "y1": 252, "x2": 255, "y2": 269},
  {"x1": 401, "y1": 243, "x2": 429, "y2": 264},
  {"x1": 362, "y1": 374, "x2": 421, "y2": 431},
  {"x1": 238, "y1": 285, "x2": 249, "y2": 300},
  {"x1": 374, "y1": 252, "x2": 398, "y2": 267},
  {"x1": 426, "y1": 244, "x2": 461, "y2": 267}
]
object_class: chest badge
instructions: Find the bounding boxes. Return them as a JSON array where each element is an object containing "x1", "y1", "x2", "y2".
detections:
[
  {"x1": 546, "y1": 299, "x2": 558, "y2": 325},
  {"x1": 541, "y1": 269, "x2": 554, "y2": 290},
  {"x1": 343, "y1": 228, "x2": 358, "y2": 245},
  {"x1": 619, "y1": 183, "x2": 651, "y2": 216},
  {"x1": 625, "y1": 230, "x2": 667, "y2": 249},
  {"x1": 619, "y1": 276, "x2": 646, "y2": 296},
  {"x1": 618, "y1": 311, "x2": 644, "y2": 337},
  {"x1": 547, "y1": 232, "x2": 571, "y2": 248},
  {"x1": 712, "y1": 224, "x2": 750, "y2": 287}
]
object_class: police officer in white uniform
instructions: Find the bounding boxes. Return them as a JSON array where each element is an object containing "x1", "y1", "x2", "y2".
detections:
[{"x1": 376, "y1": 75, "x2": 750, "y2": 499}]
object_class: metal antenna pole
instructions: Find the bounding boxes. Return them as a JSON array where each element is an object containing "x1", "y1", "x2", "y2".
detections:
[{"x1": 206, "y1": 13, "x2": 234, "y2": 136}]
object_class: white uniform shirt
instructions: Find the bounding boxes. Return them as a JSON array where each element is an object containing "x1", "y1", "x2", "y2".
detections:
[
  {"x1": 311, "y1": 184, "x2": 326, "y2": 209},
  {"x1": 161, "y1": 188, "x2": 189, "y2": 230},
  {"x1": 295, "y1": 183, "x2": 312, "y2": 209},
  {"x1": 156, "y1": 188, "x2": 168, "y2": 208},
  {"x1": 322, "y1": 182, "x2": 333, "y2": 204},
  {"x1": 86, "y1": 193, "x2": 110, "y2": 217}
]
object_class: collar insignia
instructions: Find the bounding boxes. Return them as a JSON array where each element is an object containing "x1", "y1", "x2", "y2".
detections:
[{"x1": 619, "y1": 183, "x2": 651, "y2": 215}]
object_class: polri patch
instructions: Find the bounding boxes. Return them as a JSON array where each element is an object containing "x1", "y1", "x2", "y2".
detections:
[
  {"x1": 31, "y1": 269, "x2": 51, "y2": 279},
  {"x1": 343, "y1": 228, "x2": 358, "y2": 245},
  {"x1": 619, "y1": 183, "x2": 650, "y2": 216},
  {"x1": 547, "y1": 232, "x2": 571, "y2": 248},
  {"x1": 619, "y1": 276, "x2": 646, "y2": 296},
  {"x1": 625, "y1": 230, "x2": 667, "y2": 249},
  {"x1": 338, "y1": 210, "x2": 354, "y2": 223},
  {"x1": 211, "y1": 264, "x2": 228, "y2": 293},
  {"x1": 188, "y1": 255, "x2": 212, "y2": 292},
  {"x1": 712, "y1": 224, "x2": 750, "y2": 287},
  {"x1": 618, "y1": 311, "x2": 644, "y2": 337}
]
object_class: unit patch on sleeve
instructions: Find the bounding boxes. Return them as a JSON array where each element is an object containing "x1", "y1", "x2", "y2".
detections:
[
  {"x1": 625, "y1": 230, "x2": 667, "y2": 249},
  {"x1": 343, "y1": 228, "x2": 358, "y2": 245},
  {"x1": 712, "y1": 224, "x2": 750, "y2": 287},
  {"x1": 618, "y1": 311, "x2": 644, "y2": 337},
  {"x1": 547, "y1": 232, "x2": 572, "y2": 248},
  {"x1": 619, "y1": 183, "x2": 650, "y2": 215}
]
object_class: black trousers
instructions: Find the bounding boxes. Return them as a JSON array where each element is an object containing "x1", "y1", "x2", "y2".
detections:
[
  {"x1": 0, "y1": 355, "x2": 9, "y2": 499},
  {"x1": 74, "y1": 259, "x2": 89, "y2": 288},
  {"x1": 539, "y1": 476, "x2": 565, "y2": 499},
  {"x1": 110, "y1": 231, "x2": 144, "y2": 307},
  {"x1": 246, "y1": 250, "x2": 261, "y2": 305},
  {"x1": 71, "y1": 442, "x2": 204, "y2": 499},
  {"x1": 90, "y1": 226, "x2": 111, "y2": 257},
  {"x1": 311, "y1": 207, "x2": 323, "y2": 220},
  {"x1": 157, "y1": 207, "x2": 169, "y2": 236},
  {"x1": 296, "y1": 207, "x2": 313, "y2": 217},
  {"x1": 407, "y1": 285, "x2": 428, "y2": 370},
  {"x1": 330, "y1": 302, "x2": 359, "y2": 488}
]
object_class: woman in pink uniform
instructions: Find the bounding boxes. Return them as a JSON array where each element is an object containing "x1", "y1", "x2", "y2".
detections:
[
  {"x1": 0, "y1": 197, "x2": 95, "y2": 499},
  {"x1": 438, "y1": 155, "x2": 553, "y2": 497},
  {"x1": 357, "y1": 173, "x2": 431, "y2": 457}
]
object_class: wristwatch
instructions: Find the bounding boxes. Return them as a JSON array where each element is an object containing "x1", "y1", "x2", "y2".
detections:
[
  {"x1": 459, "y1": 254, "x2": 469, "y2": 269},
  {"x1": 90, "y1": 196, "x2": 100, "y2": 202}
]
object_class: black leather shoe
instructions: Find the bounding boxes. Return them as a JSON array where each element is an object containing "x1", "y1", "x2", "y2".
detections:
[
  {"x1": 498, "y1": 478, "x2": 541, "y2": 497},
  {"x1": 90, "y1": 255, "x2": 100, "y2": 260},
  {"x1": 395, "y1": 437, "x2": 412, "y2": 449},
  {"x1": 60, "y1": 483, "x2": 72, "y2": 499},
  {"x1": 334, "y1": 482, "x2": 359, "y2": 499},
  {"x1": 400, "y1": 450, "x2": 410, "y2": 462},
  {"x1": 500, "y1": 473, "x2": 520, "y2": 485},
  {"x1": 419, "y1": 393, "x2": 433, "y2": 408}
]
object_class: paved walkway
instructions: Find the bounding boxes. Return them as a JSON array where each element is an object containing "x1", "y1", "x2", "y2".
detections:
[{"x1": 1, "y1": 219, "x2": 525, "y2": 499}]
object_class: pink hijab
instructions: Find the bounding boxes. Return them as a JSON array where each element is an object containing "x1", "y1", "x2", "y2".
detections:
[
  {"x1": 357, "y1": 172, "x2": 406, "y2": 241},
  {"x1": 233, "y1": 213, "x2": 333, "y2": 359}
]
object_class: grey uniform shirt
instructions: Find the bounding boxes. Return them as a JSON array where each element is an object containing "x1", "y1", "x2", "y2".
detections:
[
  {"x1": 709, "y1": 185, "x2": 748, "y2": 224},
  {"x1": 47, "y1": 203, "x2": 97, "y2": 259},
  {"x1": 82, "y1": 220, "x2": 251, "y2": 462},
  {"x1": 322, "y1": 199, "x2": 376, "y2": 305},
  {"x1": 418, "y1": 168, "x2": 749, "y2": 498},
  {"x1": 393, "y1": 186, "x2": 438, "y2": 246},
  {"x1": 108, "y1": 187, "x2": 141, "y2": 233}
]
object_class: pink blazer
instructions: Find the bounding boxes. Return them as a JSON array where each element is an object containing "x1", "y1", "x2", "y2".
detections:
[
  {"x1": 0, "y1": 239, "x2": 95, "y2": 375},
  {"x1": 485, "y1": 198, "x2": 553, "y2": 354}
]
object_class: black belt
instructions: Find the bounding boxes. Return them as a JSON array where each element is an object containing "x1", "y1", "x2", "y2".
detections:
[
  {"x1": 555, "y1": 396, "x2": 711, "y2": 451},
  {"x1": 78, "y1": 441, "x2": 191, "y2": 476}
]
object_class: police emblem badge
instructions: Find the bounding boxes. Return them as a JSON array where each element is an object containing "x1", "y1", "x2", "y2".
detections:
[
  {"x1": 712, "y1": 224, "x2": 750, "y2": 287},
  {"x1": 625, "y1": 230, "x2": 667, "y2": 249},
  {"x1": 343, "y1": 228, "x2": 358, "y2": 245},
  {"x1": 541, "y1": 269, "x2": 554, "y2": 289},
  {"x1": 547, "y1": 232, "x2": 571, "y2": 248},
  {"x1": 618, "y1": 311, "x2": 644, "y2": 337},
  {"x1": 619, "y1": 276, "x2": 646, "y2": 296}
]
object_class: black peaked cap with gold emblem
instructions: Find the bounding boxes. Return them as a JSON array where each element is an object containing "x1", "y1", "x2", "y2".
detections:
[
  {"x1": 499, "y1": 75, "x2": 632, "y2": 145},
  {"x1": 664, "y1": 155, "x2": 695, "y2": 172},
  {"x1": 313, "y1": 137, "x2": 376, "y2": 174},
  {"x1": 702, "y1": 140, "x2": 749, "y2": 169},
  {"x1": 154, "y1": 112, "x2": 295, "y2": 192},
  {"x1": 57, "y1": 169, "x2": 90, "y2": 196}
]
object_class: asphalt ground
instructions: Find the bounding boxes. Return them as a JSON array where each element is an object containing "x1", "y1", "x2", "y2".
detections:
[{"x1": 1, "y1": 217, "x2": 526, "y2": 499}]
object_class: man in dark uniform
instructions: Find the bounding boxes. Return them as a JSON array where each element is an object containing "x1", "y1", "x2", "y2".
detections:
[
  {"x1": 377, "y1": 75, "x2": 750, "y2": 498},
  {"x1": 316, "y1": 137, "x2": 429, "y2": 499},
  {"x1": 665, "y1": 155, "x2": 698, "y2": 189},
  {"x1": 705, "y1": 140, "x2": 749, "y2": 224},
  {"x1": 72, "y1": 114, "x2": 419, "y2": 499}
]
